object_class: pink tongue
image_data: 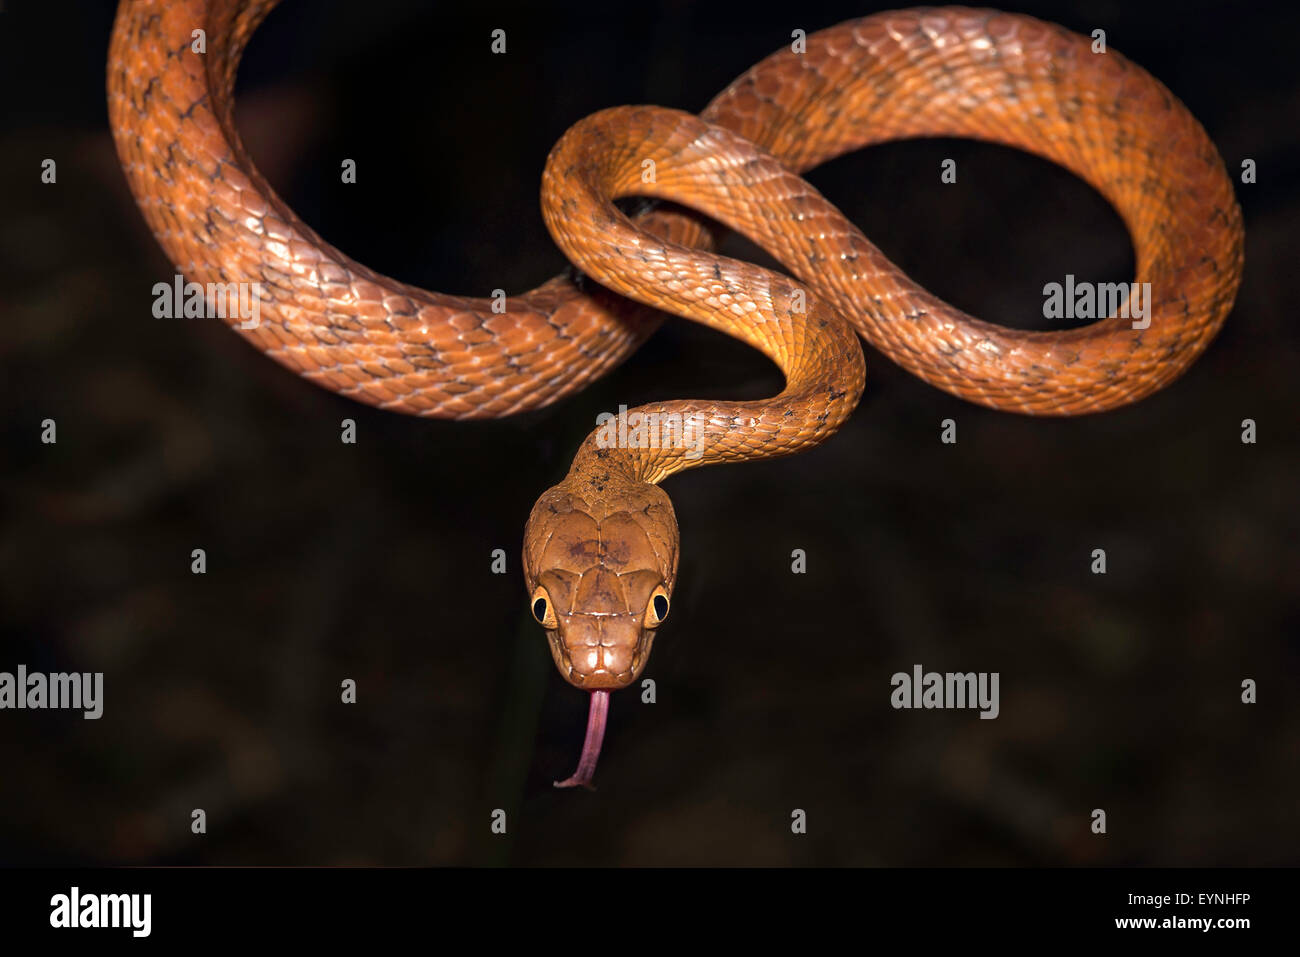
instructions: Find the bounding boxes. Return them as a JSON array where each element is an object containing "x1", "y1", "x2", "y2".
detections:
[{"x1": 553, "y1": 690, "x2": 610, "y2": 790}]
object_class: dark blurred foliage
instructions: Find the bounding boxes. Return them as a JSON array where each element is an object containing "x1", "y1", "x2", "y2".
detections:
[{"x1": 0, "y1": 0, "x2": 1296, "y2": 865}]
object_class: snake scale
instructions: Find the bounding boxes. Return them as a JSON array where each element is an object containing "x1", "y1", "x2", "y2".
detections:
[{"x1": 108, "y1": 1, "x2": 1243, "y2": 787}]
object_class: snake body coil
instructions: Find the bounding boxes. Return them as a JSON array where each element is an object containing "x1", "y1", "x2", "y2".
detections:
[{"x1": 108, "y1": 2, "x2": 1244, "y2": 787}]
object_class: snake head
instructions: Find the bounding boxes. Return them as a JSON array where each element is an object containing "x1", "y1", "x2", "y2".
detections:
[{"x1": 522, "y1": 478, "x2": 679, "y2": 690}]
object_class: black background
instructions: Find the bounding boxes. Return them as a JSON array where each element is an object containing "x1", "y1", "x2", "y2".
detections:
[{"x1": 0, "y1": 0, "x2": 1296, "y2": 865}]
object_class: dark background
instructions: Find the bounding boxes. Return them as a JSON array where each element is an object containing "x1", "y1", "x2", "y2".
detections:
[{"x1": 1, "y1": 0, "x2": 1296, "y2": 865}]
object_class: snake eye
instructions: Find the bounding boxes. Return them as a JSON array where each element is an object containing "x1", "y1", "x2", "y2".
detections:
[
  {"x1": 531, "y1": 588, "x2": 558, "y2": 629},
  {"x1": 646, "y1": 585, "x2": 670, "y2": 626}
]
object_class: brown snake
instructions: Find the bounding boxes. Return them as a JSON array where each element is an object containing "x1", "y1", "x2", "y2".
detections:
[{"x1": 108, "y1": 1, "x2": 1244, "y2": 788}]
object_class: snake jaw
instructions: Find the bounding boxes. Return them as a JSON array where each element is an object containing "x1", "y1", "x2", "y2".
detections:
[{"x1": 546, "y1": 619, "x2": 655, "y2": 689}]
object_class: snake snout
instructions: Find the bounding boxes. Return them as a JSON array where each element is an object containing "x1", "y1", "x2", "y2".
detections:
[{"x1": 550, "y1": 615, "x2": 652, "y2": 690}]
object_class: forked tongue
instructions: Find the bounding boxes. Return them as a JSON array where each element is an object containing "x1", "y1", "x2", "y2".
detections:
[{"x1": 553, "y1": 690, "x2": 610, "y2": 790}]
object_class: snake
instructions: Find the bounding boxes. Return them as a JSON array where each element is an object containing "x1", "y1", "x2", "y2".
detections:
[{"x1": 108, "y1": 1, "x2": 1244, "y2": 789}]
